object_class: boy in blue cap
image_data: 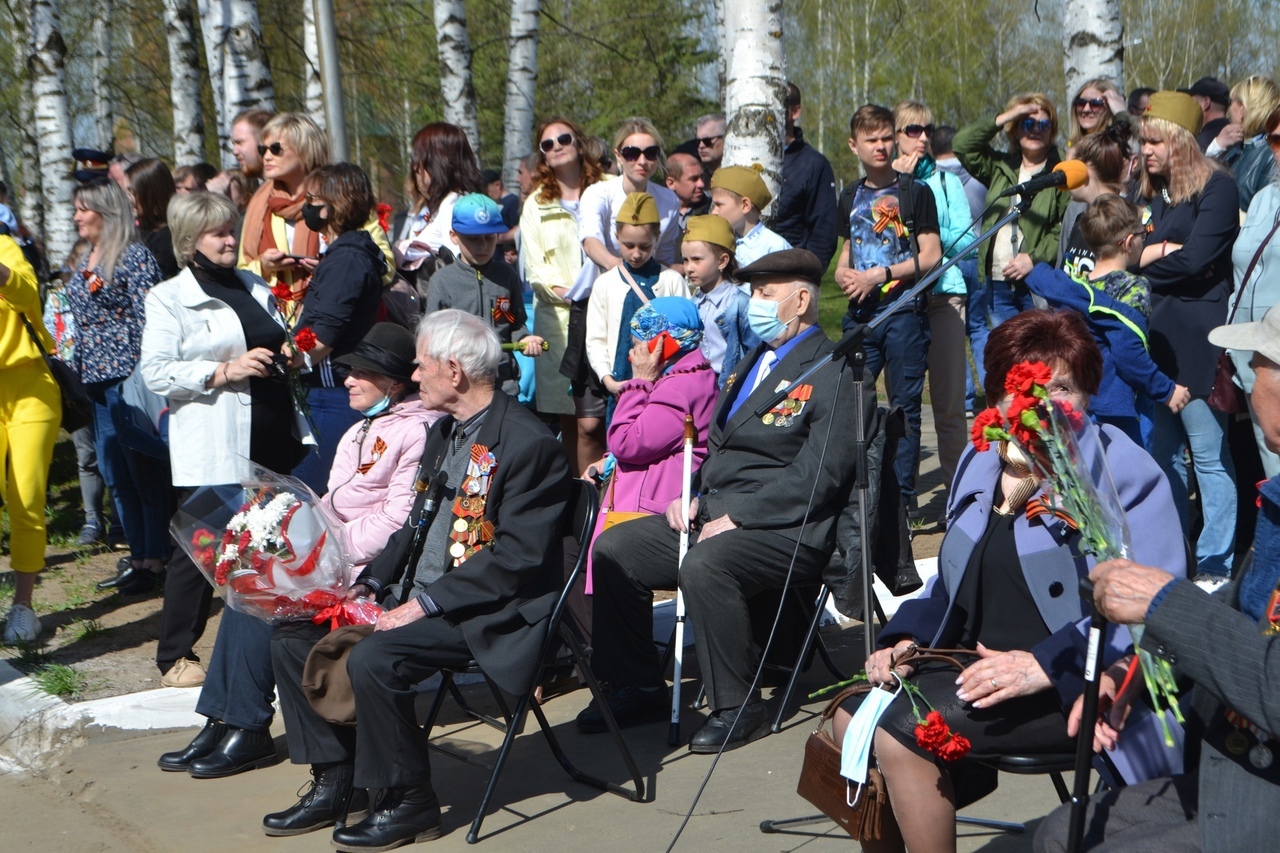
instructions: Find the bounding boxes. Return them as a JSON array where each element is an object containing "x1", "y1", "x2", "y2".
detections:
[{"x1": 424, "y1": 193, "x2": 543, "y2": 396}]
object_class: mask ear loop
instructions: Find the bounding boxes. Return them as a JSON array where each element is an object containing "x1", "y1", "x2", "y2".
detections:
[{"x1": 847, "y1": 673, "x2": 906, "y2": 807}]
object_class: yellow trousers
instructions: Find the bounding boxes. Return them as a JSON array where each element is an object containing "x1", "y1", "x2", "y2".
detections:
[{"x1": 1, "y1": 360, "x2": 61, "y2": 572}]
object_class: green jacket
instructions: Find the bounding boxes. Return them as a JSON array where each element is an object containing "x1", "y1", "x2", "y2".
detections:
[{"x1": 953, "y1": 120, "x2": 1070, "y2": 282}]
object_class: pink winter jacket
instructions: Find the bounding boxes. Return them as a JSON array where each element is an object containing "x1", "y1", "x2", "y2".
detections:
[
  {"x1": 587, "y1": 350, "x2": 717, "y2": 591},
  {"x1": 323, "y1": 398, "x2": 441, "y2": 577}
]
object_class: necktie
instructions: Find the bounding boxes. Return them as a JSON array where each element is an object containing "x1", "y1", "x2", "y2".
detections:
[{"x1": 752, "y1": 350, "x2": 778, "y2": 394}]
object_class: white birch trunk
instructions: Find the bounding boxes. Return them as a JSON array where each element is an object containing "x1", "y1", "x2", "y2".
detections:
[
  {"x1": 198, "y1": 0, "x2": 275, "y2": 169},
  {"x1": 9, "y1": 2, "x2": 42, "y2": 243},
  {"x1": 722, "y1": 0, "x2": 786, "y2": 218},
  {"x1": 29, "y1": 0, "x2": 75, "y2": 265},
  {"x1": 434, "y1": 0, "x2": 480, "y2": 158},
  {"x1": 164, "y1": 0, "x2": 205, "y2": 165},
  {"x1": 713, "y1": 0, "x2": 728, "y2": 102},
  {"x1": 1062, "y1": 0, "x2": 1124, "y2": 100},
  {"x1": 500, "y1": 0, "x2": 539, "y2": 193},
  {"x1": 302, "y1": 0, "x2": 324, "y2": 129},
  {"x1": 93, "y1": 9, "x2": 113, "y2": 150}
]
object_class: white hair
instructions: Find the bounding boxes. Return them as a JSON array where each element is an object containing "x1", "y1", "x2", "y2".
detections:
[{"x1": 416, "y1": 309, "x2": 501, "y2": 383}]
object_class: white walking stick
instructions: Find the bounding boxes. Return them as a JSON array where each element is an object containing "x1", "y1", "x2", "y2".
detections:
[{"x1": 670, "y1": 415, "x2": 696, "y2": 746}]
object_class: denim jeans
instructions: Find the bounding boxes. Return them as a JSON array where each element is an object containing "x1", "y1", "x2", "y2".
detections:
[
  {"x1": 845, "y1": 306, "x2": 930, "y2": 500},
  {"x1": 195, "y1": 606, "x2": 276, "y2": 732},
  {"x1": 92, "y1": 381, "x2": 171, "y2": 560},
  {"x1": 291, "y1": 385, "x2": 362, "y2": 495},
  {"x1": 1149, "y1": 397, "x2": 1236, "y2": 576}
]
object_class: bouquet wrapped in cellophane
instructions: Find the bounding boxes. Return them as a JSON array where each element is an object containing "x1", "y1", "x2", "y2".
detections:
[{"x1": 172, "y1": 466, "x2": 381, "y2": 627}]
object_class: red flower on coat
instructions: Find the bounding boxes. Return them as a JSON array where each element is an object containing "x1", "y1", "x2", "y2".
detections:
[
  {"x1": 294, "y1": 327, "x2": 318, "y2": 352},
  {"x1": 376, "y1": 203, "x2": 393, "y2": 233},
  {"x1": 1003, "y1": 361, "x2": 1053, "y2": 399},
  {"x1": 971, "y1": 408, "x2": 1006, "y2": 452}
]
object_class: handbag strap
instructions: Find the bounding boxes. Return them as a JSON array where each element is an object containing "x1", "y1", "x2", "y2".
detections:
[
  {"x1": 816, "y1": 645, "x2": 978, "y2": 724},
  {"x1": 617, "y1": 263, "x2": 652, "y2": 306},
  {"x1": 1230, "y1": 211, "x2": 1280, "y2": 324},
  {"x1": 605, "y1": 466, "x2": 618, "y2": 511},
  {"x1": 16, "y1": 311, "x2": 52, "y2": 357}
]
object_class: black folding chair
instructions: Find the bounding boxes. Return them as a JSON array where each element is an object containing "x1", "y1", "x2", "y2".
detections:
[{"x1": 420, "y1": 479, "x2": 645, "y2": 843}]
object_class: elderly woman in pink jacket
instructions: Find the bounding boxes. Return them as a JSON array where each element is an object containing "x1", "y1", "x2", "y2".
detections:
[{"x1": 586, "y1": 297, "x2": 717, "y2": 592}]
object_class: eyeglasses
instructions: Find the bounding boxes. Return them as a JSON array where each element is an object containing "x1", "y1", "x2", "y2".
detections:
[
  {"x1": 1020, "y1": 118, "x2": 1053, "y2": 134},
  {"x1": 620, "y1": 145, "x2": 662, "y2": 162},
  {"x1": 539, "y1": 133, "x2": 574, "y2": 153},
  {"x1": 1267, "y1": 132, "x2": 1280, "y2": 151},
  {"x1": 257, "y1": 142, "x2": 286, "y2": 157},
  {"x1": 696, "y1": 135, "x2": 724, "y2": 148},
  {"x1": 1073, "y1": 97, "x2": 1106, "y2": 111},
  {"x1": 899, "y1": 124, "x2": 935, "y2": 138}
]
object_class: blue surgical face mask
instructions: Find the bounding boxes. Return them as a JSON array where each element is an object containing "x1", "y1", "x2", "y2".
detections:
[
  {"x1": 361, "y1": 395, "x2": 392, "y2": 418},
  {"x1": 747, "y1": 290, "x2": 800, "y2": 343}
]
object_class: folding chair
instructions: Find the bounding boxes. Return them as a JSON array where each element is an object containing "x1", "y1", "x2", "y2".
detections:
[{"x1": 420, "y1": 479, "x2": 645, "y2": 843}]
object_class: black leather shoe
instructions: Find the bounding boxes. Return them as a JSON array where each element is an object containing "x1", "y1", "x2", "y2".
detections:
[
  {"x1": 187, "y1": 727, "x2": 278, "y2": 778},
  {"x1": 688, "y1": 701, "x2": 771, "y2": 754},
  {"x1": 158, "y1": 718, "x2": 227, "y2": 772},
  {"x1": 117, "y1": 568, "x2": 165, "y2": 596},
  {"x1": 575, "y1": 684, "x2": 668, "y2": 734},
  {"x1": 96, "y1": 557, "x2": 137, "y2": 590},
  {"x1": 331, "y1": 785, "x2": 441, "y2": 851},
  {"x1": 263, "y1": 763, "x2": 369, "y2": 837}
]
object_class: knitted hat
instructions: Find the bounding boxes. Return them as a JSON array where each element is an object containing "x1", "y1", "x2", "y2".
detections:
[
  {"x1": 1143, "y1": 91, "x2": 1204, "y2": 136},
  {"x1": 682, "y1": 214, "x2": 736, "y2": 250},
  {"x1": 710, "y1": 165, "x2": 772, "y2": 211},
  {"x1": 616, "y1": 192, "x2": 660, "y2": 226}
]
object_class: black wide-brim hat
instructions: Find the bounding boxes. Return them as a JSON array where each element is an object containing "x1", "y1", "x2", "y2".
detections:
[{"x1": 334, "y1": 322, "x2": 418, "y2": 386}]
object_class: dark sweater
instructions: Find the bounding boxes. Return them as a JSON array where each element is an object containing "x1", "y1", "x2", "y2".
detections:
[
  {"x1": 774, "y1": 128, "x2": 839, "y2": 270},
  {"x1": 302, "y1": 229, "x2": 386, "y2": 386}
]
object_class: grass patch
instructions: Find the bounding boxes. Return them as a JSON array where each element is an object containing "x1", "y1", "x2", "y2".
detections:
[
  {"x1": 65, "y1": 619, "x2": 106, "y2": 643},
  {"x1": 12, "y1": 640, "x2": 48, "y2": 667},
  {"x1": 31, "y1": 663, "x2": 88, "y2": 699}
]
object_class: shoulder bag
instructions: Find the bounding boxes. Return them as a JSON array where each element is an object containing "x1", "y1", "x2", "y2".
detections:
[{"x1": 18, "y1": 311, "x2": 94, "y2": 432}]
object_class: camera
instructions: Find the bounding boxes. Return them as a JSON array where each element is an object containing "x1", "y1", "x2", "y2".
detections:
[{"x1": 268, "y1": 353, "x2": 290, "y2": 382}]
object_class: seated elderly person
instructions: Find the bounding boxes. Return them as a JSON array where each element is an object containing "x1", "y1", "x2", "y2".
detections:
[
  {"x1": 577, "y1": 248, "x2": 859, "y2": 752},
  {"x1": 1036, "y1": 305, "x2": 1280, "y2": 853},
  {"x1": 833, "y1": 309, "x2": 1185, "y2": 853},
  {"x1": 265, "y1": 309, "x2": 570, "y2": 850}
]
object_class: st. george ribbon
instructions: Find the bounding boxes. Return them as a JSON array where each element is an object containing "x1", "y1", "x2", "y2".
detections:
[{"x1": 751, "y1": 160, "x2": 1088, "y2": 659}]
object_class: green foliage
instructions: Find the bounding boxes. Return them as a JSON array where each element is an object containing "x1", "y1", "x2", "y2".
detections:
[
  {"x1": 65, "y1": 618, "x2": 106, "y2": 642},
  {"x1": 31, "y1": 663, "x2": 89, "y2": 699}
]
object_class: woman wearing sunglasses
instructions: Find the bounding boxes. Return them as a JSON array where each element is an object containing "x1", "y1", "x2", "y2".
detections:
[
  {"x1": 1066, "y1": 78, "x2": 1128, "y2": 148},
  {"x1": 954, "y1": 92, "x2": 1071, "y2": 365}
]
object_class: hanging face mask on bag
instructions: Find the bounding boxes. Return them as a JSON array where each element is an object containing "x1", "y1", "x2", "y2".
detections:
[
  {"x1": 746, "y1": 289, "x2": 800, "y2": 343},
  {"x1": 301, "y1": 202, "x2": 329, "y2": 233},
  {"x1": 840, "y1": 677, "x2": 904, "y2": 793}
]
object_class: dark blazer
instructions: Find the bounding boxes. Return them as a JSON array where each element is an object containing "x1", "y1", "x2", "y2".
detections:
[
  {"x1": 699, "y1": 327, "x2": 859, "y2": 555},
  {"x1": 357, "y1": 390, "x2": 570, "y2": 696}
]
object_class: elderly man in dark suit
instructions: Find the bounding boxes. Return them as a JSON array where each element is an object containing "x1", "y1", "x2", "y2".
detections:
[
  {"x1": 1035, "y1": 305, "x2": 1280, "y2": 852},
  {"x1": 263, "y1": 309, "x2": 570, "y2": 850},
  {"x1": 578, "y1": 249, "x2": 859, "y2": 753}
]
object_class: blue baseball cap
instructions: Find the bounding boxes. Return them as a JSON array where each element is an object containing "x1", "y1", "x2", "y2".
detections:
[{"x1": 451, "y1": 193, "x2": 507, "y2": 236}]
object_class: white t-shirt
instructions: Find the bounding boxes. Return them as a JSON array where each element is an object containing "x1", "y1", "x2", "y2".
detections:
[
  {"x1": 578, "y1": 178, "x2": 681, "y2": 267},
  {"x1": 991, "y1": 164, "x2": 1040, "y2": 281}
]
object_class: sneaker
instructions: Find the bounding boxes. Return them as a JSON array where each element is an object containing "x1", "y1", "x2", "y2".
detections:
[
  {"x1": 161, "y1": 658, "x2": 207, "y2": 688},
  {"x1": 77, "y1": 522, "x2": 106, "y2": 547},
  {"x1": 4, "y1": 604, "x2": 43, "y2": 645},
  {"x1": 1192, "y1": 574, "x2": 1230, "y2": 593}
]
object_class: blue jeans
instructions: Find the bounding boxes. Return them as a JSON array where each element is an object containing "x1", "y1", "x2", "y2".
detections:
[
  {"x1": 93, "y1": 381, "x2": 171, "y2": 560},
  {"x1": 195, "y1": 607, "x2": 276, "y2": 732},
  {"x1": 846, "y1": 306, "x2": 930, "y2": 501},
  {"x1": 1149, "y1": 397, "x2": 1236, "y2": 576},
  {"x1": 291, "y1": 385, "x2": 362, "y2": 495},
  {"x1": 968, "y1": 277, "x2": 1035, "y2": 400}
]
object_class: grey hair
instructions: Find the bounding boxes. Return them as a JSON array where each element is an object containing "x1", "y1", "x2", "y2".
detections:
[
  {"x1": 416, "y1": 309, "x2": 501, "y2": 384},
  {"x1": 694, "y1": 113, "x2": 727, "y2": 131},
  {"x1": 73, "y1": 181, "x2": 139, "y2": 285},
  {"x1": 168, "y1": 192, "x2": 241, "y2": 267}
]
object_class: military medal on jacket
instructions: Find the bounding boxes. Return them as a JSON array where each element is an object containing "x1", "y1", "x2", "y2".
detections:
[{"x1": 448, "y1": 445, "x2": 497, "y2": 566}]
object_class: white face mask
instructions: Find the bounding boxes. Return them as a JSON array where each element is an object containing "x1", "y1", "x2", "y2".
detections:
[{"x1": 840, "y1": 678, "x2": 904, "y2": 794}]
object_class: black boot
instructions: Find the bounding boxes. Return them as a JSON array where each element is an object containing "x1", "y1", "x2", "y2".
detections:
[
  {"x1": 263, "y1": 763, "x2": 369, "y2": 837},
  {"x1": 331, "y1": 785, "x2": 442, "y2": 851},
  {"x1": 157, "y1": 719, "x2": 227, "y2": 772},
  {"x1": 187, "y1": 727, "x2": 278, "y2": 778}
]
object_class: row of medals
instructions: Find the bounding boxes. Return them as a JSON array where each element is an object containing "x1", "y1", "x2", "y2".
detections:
[
  {"x1": 448, "y1": 465, "x2": 494, "y2": 561},
  {"x1": 1226, "y1": 727, "x2": 1273, "y2": 769},
  {"x1": 762, "y1": 397, "x2": 804, "y2": 427}
]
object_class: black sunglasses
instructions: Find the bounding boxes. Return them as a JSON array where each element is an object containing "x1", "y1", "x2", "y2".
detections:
[
  {"x1": 696, "y1": 135, "x2": 724, "y2": 147},
  {"x1": 1073, "y1": 97, "x2": 1106, "y2": 110},
  {"x1": 257, "y1": 142, "x2": 285, "y2": 157},
  {"x1": 539, "y1": 132, "x2": 574, "y2": 153},
  {"x1": 1020, "y1": 118, "x2": 1053, "y2": 134},
  {"x1": 899, "y1": 124, "x2": 935, "y2": 138},
  {"x1": 620, "y1": 145, "x2": 661, "y2": 162}
]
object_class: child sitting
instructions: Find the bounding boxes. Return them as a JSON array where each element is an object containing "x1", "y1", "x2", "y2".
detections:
[
  {"x1": 425, "y1": 193, "x2": 543, "y2": 396},
  {"x1": 585, "y1": 192, "x2": 690, "y2": 395},
  {"x1": 708, "y1": 165, "x2": 791, "y2": 268},
  {"x1": 1026, "y1": 194, "x2": 1190, "y2": 443},
  {"x1": 681, "y1": 214, "x2": 760, "y2": 388}
]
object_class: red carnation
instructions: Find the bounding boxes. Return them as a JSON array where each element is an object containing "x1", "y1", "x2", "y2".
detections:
[
  {"x1": 914, "y1": 710, "x2": 952, "y2": 751},
  {"x1": 936, "y1": 731, "x2": 972, "y2": 762},
  {"x1": 270, "y1": 281, "x2": 293, "y2": 302},
  {"x1": 376, "y1": 202, "x2": 393, "y2": 233},
  {"x1": 294, "y1": 326, "x2": 318, "y2": 353},
  {"x1": 1004, "y1": 361, "x2": 1053, "y2": 399},
  {"x1": 191, "y1": 528, "x2": 216, "y2": 549},
  {"x1": 1058, "y1": 401, "x2": 1085, "y2": 431},
  {"x1": 971, "y1": 408, "x2": 1005, "y2": 452}
]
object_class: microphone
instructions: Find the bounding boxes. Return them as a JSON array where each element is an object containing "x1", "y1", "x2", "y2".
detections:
[
  {"x1": 998, "y1": 160, "x2": 1089, "y2": 198},
  {"x1": 420, "y1": 471, "x2": 449, "y2": 518}
]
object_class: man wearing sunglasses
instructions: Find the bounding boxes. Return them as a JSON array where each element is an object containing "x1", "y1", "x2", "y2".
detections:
[
  {"x1": 773, "y1": 82, "x2": 839, "y2": 270},
  {"x1": 695, "y1": 114, "x2": 727, "y2": 178}
]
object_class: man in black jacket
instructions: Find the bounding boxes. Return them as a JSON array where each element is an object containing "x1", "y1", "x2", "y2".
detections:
[
  {"x1": 578, "y1": 249, "x2": 858, "y2": 753},
  {"x1": 773, "y1": 83, "x2": 839, "y2": 270},
  {"x1": 264, "y1": 309, "x2": 570, "y2": 850}
]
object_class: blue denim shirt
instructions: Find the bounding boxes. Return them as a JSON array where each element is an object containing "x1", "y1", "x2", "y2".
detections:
[{"x1": 700, "y1": 282, "x2": 761, "y2": 389}]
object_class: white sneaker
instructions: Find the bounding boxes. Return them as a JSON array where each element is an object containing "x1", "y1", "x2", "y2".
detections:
[
  {"x1": 3, "y1": 604, "x2": 42, "y2": 645},
  {"x1": 1192, "y1": 574, "x2": 1230, "y2": 593}
]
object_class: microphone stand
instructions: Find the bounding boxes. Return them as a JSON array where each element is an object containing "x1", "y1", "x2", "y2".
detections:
[
  {"x1": 1067, "y1": 578, "x2": 1109, "y2": 853},
  {"x1": 752, "y1": 194, "x2": 1038, "y2": 662},
  {"x1": 397, "y1": 470, "x2": 449, "y2": 606}
]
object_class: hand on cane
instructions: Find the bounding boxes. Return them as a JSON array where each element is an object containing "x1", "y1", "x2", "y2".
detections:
[
  {"x1": 665, "y1": 495, "x2": 698, "y2": 533},
  {"x1": 1068, "y1": 656, "x2": 1138, "y2": 753}
]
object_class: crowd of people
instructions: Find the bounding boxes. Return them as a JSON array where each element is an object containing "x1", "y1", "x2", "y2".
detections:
[{"x1": 0, "y1": 71, "x2": 1278, "y2": 850}]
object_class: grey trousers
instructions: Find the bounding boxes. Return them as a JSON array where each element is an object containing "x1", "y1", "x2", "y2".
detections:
[{"x1": 1034, "y1": 774, "x2": 1199, "y2": 853}]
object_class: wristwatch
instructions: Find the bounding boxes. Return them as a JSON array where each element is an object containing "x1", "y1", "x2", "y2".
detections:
[{"x1": 883, "y1": 266, "x2": 893, "y2": 284}]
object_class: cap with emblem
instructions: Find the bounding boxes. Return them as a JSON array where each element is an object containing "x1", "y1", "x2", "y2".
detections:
[
  {"x1": 616, "y1": 192, "x2": 660, "y2": 226},
  {"x1": 682, "y1": 214, "x2": 736, "y2": 250},
  {"x1": 1143, "y1": 91, "x2": 1204, "y2": 136},
  {"x1": 735, "y1": 248, "x2": 825, "y2": 285},
  {"x1": 451, "y1": 192, "x2": 507, "y2": 236},
  {"x1": 72, "y1": 148, "x2": 111, "y2": 185},
  {"x1": 1208, "y1": 303, "x2": 1280, "y2": 368},
  {"x1": 709, "y1": 165, "x2": 773, "y2": 211}
]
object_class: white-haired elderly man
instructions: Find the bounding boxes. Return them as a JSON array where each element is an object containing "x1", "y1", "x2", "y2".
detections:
[{"x1": 265, "y1": 309, "x2": 571, "y2": 850}]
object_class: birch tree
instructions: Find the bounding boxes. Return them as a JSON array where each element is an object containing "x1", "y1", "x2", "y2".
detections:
[
  {"x1": 501, "y1": 0, "x2": 539, "y2": 192},
  {"x1": 163, "y1": 0, "x2": 205, "y2": 166},
  {"x1": 197, "y1": 0, "x2": 276, "y2": 168},
  {"x1": 722, "y1": 0, "x2": 786, "y2": 217},
  {"x1": 302, "y1": 0, "x2": 325, "y2": 128},
  {"x1": 92, "y1": 11, "x2": 113, "y2": 150},
  {"x1": 29, "y1": 0, "x2": 75, "y2": 264},
  {"x1": 7, "y1": 1, "x2": 43, "y2": 244},
  {"x1": 434, "y1": 0, "x2": 480, "y2": 158},
  {"x1": 1063, "y1": 0, "x2": 1124, "y2": 98}
]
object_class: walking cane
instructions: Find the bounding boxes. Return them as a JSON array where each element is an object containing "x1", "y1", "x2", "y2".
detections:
[
  {"x1": 1067, "y1": 578, "x2": 1109, "y2": 853},
  {"x1": 669, "y1": 415, "x2": 696, "y2": 746}
]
